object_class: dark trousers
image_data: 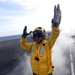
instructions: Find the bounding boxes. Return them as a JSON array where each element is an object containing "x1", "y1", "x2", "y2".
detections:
[{"x1": 33, "y1": 72, "x2": 52, "y2": 75}]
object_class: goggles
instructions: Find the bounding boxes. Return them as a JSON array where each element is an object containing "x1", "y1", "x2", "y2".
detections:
[{"x1": 33, "y1": 31, "x2": 43, "y2": 38}]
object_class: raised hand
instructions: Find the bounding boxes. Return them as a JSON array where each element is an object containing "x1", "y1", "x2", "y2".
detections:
[
  {"x1": 22, "y1": 26, "x2": 30, "y2": 38},
  {"x1": 52, "y1": 4, "x2": 61, "y2": 26}
]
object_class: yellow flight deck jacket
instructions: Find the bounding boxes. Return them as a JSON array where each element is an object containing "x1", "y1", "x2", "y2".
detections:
[{"x1": 20, "y1": 26, "x2": 60, "y2": 75}]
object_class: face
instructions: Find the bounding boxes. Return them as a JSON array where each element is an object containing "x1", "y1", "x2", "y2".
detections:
[
  {"x1": 34, "y1": 36, "x2": 43, "y2": 44},
  {"x1": 33, "y1": 31, "x2": 44, "y2": 44}
]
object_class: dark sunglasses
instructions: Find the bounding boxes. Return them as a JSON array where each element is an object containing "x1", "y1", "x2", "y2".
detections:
[{"x1": 33, "y1": 31, "x2": 43, "y2": 38}]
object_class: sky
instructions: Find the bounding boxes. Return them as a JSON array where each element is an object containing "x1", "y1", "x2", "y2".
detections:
[{"x1": 0, "y1": 0, "x2": 75, "y2": 37}]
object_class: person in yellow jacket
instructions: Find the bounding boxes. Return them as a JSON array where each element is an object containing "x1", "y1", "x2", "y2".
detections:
[{"x1": 20, "y1": 4, "x2": 61, "y2": 75}]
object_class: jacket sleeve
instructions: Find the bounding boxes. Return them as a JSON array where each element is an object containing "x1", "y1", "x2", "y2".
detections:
[
  {"x1": 48, "y1": 25, "x2": 60, "y2": 49},
  {"x1": 20, "y1": 37, "x2": 33, "y2": 50}
]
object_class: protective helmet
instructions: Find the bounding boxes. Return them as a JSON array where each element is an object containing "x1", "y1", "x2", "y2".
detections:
[{"x1": 33, "y1": 27, "x2": 48, "y2": 39}]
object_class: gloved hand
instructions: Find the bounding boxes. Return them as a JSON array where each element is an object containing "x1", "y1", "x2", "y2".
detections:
[
  {"x1": 22, "y1": 26, "x2": 30, "y2": 38},
  {"x1": 52, "y1": 4, "x2": 61, "y2": 26}
]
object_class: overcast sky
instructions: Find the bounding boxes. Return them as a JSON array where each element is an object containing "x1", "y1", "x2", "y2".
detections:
[{"x1": 0, "y1": 0, "x2": 75, "y2": 37}]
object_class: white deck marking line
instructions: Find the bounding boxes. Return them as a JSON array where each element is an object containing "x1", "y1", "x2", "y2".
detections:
[{"x1": 70, "y1": 47, "x2": 75, "y2": 75}]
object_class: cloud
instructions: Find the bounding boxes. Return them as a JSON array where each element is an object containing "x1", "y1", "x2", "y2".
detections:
[
  {"x1": 52, "y1": 30, "x2": 74, "y2": 75},
  {"x1": 0, "y1": 0, "x2": 36, "y2": 35},
  {"x1": 0, "y1": 0, "x2": 35, "y2": 17},
  {"x1": 7, "y1": 53, "x2": 32, "y2": 75},
  {"x1": 0, "y1": 1, "x2": 24, "y2": 11}
]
